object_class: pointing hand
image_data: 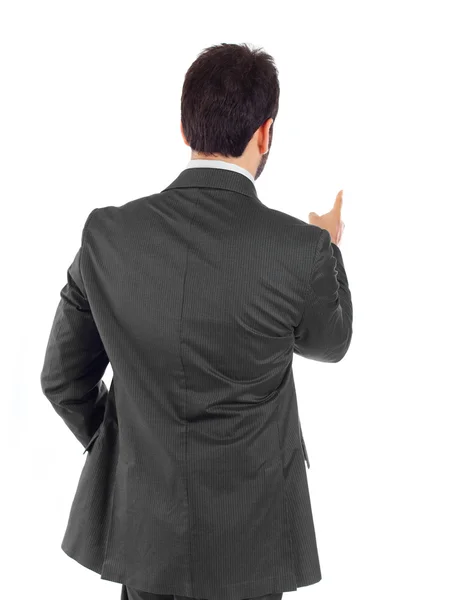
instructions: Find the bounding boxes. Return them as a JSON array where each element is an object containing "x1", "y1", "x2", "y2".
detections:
[{"x1": 309, "y1": 190, "x2": 345, "y2": 246}]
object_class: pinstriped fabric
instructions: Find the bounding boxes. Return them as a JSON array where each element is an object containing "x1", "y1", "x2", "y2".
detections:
[
  {"x1": 120, "y1": 588, "x2": 284, "y2": 600},
  {"x1": 40, "y1": 167, "x2": 353, "y2": 600}
]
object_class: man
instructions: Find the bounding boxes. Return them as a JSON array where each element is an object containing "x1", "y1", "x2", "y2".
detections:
[{"x1": 40, "y1": 42, "x2": 353, "y2": 600}]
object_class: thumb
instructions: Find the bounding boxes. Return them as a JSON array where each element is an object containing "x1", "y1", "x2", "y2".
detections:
[{"x1": 308, "y1": 211, "x2": 319, "y2": 220}]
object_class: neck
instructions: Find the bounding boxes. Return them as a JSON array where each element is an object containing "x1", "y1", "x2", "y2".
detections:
[{"x1": 190, "y1": 152, "x2": 256, "y2": 180}]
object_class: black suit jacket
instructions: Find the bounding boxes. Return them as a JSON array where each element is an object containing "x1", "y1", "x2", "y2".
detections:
[{"x1": 40, "y1": 166, "x2": 353, "y2": 600}]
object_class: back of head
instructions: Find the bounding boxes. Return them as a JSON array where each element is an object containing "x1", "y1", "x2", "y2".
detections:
[{"x1": 181, "y1": 42, "x2": 280, "y2": 158}]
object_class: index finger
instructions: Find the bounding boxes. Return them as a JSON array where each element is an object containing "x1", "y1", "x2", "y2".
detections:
[{"x1": 333, "y1": 190, "x2": 343, "y2": 216}]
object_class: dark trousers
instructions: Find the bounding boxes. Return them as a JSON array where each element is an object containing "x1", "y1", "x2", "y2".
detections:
[{"x1": 120, "y1": 588, "x2": 283, "y2": 600}]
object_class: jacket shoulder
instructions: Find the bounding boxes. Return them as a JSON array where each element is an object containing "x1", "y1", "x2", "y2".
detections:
[
  {"x1": 82, "y1": 195, "x2": 159, "y2": 233},
  {"x1": 264, "y1": 206, "x2": 307, "y2": 227},
  {"x1": 261, "y1": 205, "x2": 323, "y2": 249}
]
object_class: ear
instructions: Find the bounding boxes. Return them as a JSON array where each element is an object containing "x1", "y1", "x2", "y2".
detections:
[{"x1": 260, "y1": 118, "x2": 274, "y2": 154}]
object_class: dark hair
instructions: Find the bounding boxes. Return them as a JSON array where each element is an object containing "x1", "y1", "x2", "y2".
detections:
[{"x1": 181, "y1": 43, "x2": 280, "y2": 157}]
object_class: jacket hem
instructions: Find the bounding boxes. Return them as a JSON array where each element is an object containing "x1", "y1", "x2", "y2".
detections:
[{"x1": 61, "y1": 542, "x2": 322, "y2": 600}]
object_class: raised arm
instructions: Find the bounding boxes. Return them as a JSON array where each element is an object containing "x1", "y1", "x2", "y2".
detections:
[{"x1": 294, "y1": 228, "x2": 353, "y2": 362}]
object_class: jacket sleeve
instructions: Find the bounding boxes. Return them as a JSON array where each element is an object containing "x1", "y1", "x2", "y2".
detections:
[
  {"x1": 40, "y1": 209, "x2": 110, "y2": 449},
  {"x1": 293, "y1": 228, "x2": 353, "y2": 362}
]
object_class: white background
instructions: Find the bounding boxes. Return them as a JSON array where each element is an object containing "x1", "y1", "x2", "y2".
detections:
[{"x1": 2, "y1": 1, "x2": 456, "y2": 599}]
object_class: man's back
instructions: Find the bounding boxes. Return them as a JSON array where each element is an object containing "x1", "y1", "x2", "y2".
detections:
[{"x1": 41, "y1": 166, "x2": 352, "y2": 600}]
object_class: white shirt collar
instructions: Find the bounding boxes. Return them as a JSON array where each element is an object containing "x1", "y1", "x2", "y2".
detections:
[{"x1": 184, "y1": 159, "x2": 255, "y2": 185}]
